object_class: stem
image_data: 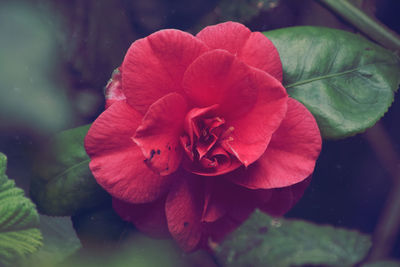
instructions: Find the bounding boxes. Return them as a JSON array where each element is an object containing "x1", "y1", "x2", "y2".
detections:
[
  {"x1": 316, "y1": 0, "x2": 400, "y2": 52},
  {"x1": 364, "y1": 123, "x2": 400, "y2": 260}
]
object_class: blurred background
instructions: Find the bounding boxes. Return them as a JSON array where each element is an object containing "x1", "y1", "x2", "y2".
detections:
[{"x1": 0, "y1": 0, "x2": 399, "y2": 263}]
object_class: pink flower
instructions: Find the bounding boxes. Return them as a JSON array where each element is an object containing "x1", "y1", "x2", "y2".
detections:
[{"x1": 85, "y1": 22, "x2": 321, "y2": 251}]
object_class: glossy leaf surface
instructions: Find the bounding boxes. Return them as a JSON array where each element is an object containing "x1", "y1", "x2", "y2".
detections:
[
  {"x1": 265, "y1": 26, "x2": 400, "y2": 139},
  {"x1": 215, "y1": 210, "x2": 372, "y2": 267},
  {"x1": 30, "y1": 125, "x2": 109, "y2": 216}
]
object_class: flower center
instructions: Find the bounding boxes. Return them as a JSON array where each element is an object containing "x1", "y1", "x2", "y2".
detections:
[{"x1": 180, "y1": 105, "x2": 241, "y2": 176}]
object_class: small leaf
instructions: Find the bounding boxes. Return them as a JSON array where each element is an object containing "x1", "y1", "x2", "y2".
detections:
[
  {"x1": 0, "y1": 152, "x2": 42, "y2": 266},
  {"x1": 265, "y1": 26, "x2": 400, "y2": 139},
  {"x1": 215, "y1": 209, "x2": 371, "y2": 267},
  {"x1": 24, "y1": 215, "x2": 82, "y2": 267},
  {"x1": 71, "y1": 204, "x2": 131, "y2": 249},
  {"x1": 30, "y1": 124, "x2": 109, "y2": 216}
]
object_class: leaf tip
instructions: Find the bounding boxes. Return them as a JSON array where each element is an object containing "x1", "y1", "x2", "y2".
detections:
[{"x1": 0, "y1": 152, "x2": 7, "y2": 175}]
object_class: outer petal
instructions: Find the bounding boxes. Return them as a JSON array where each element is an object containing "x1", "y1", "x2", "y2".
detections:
[
  {"x1": 202, "y1": 178, "x2": 227, "y2": 223},
  {"x1": 85, "y1": 101, "x2": 174, "y2": 203},
  {"x1": 196, "y1": 21, "x2": 282, "y2": 81},
  {"x1": 165, "y1": 171, "x2": 204, "y2": 252},
  {"x1": 223, "y1": 68, "x2": 288, "y2": 167},
  {"x1": 259, "y1": 176, "x2": 312, "y2": 216},
  {"x1": 203, "y1": 216, "x2": 244, "y2": 246},
  {"x1": 204, "y1": 178, "x2": 311, "y2": 246},
  {"x1": 227, "y1": 98, "x2": 321, "y2": 189},
  {"x1": 133, "y1": 93, "x2": 188, "y2": 175},
  {"x1": 183, "y1": 49, "x2": 258, "y2": 120},
  {"x1": 203, "y1": 201, "x2": 256, "y2": 245},
  {"x1": 112, "y1": 197, "x2": 170, "y2": 238},
  {"x1": 202, "y1": 177, "x2": 256, "y2": 223},
  {"x1": 105, "y1": 68, "x2": 125, "y2": 109},
  {"x1": 122, "y1": 29, "x2": 208, "y2": 114}
]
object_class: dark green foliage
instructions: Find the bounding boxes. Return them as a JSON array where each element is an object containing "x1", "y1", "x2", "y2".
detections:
[{"x1": 266, "y1": 26, "x2": 400, "y2": 139}]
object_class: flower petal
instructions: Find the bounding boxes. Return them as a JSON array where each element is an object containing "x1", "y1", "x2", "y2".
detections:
[
  {"x1": 85, "y1": 101, "x2": 174, "y2": 203},
  {"x1": 222, "y1": 68, "x2": 288, "y2": 167},
  {"x1": 227, "y1": 98, "x2": 321, "y2": 189},
  {"x1": 204, "y1": 216, "x2": 243, "y2": 245},
  {"x1": 259, "y1": 177, "x2": 312, "y2": 216},
  {"x1": 112, "y1": 197, "x2": 170, "y2": 238},
  {"x1": 196, "y1": 21, "x2": 282, "y2": 81},
  {"x1": 133, "y1": 93, "x2": 188, "y2": 175},
  {"x1": 183, "y1": 49, "x2": 258, "y2": 120},
  {"x1": 122, "y1": 29, "x2": 208, "y2": 114},
  {"x1": 202, "y1": 178, "x2": 226, "y2": 223},
  {"x1": 202, "y1": 177, "x2": 256, "y2": 223},
  {"x1": 165, "y1": 171, "x2": 204, "y2": 251},
  {"x1": 204, "y1": 201, "x2": 255, "y2": 245},
  {"x1": 105, "y1": 68, "x2": 125, "y2": 109}
]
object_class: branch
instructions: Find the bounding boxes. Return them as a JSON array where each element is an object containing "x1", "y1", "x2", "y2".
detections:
[
  {"x1": 316, "y1": 0, "x2": 400, "y2": 53},
  {"x1": 364, "y1": 122, "x2": 400, "y2": 260}
]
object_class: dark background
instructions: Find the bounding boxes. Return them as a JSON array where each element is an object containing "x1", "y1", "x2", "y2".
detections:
[{"x1": 0, "y1": 0, "x2": 399, "y2": 262}]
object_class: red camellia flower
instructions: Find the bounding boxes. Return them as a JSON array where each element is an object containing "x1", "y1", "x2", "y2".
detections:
[{"x1": 85, "y1": 22, "x2": 322, "y2": 251}]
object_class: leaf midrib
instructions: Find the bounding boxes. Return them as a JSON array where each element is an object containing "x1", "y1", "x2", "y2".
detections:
[
  {"x1": 285, "y1": 68, "x2": 358, "y2": 88},
  {"x1": 284, "y1": 61, "x2": 392, "y2": 89},
  {"x1": 50, "y1": 159, "x2": 90, "y2": 184}
]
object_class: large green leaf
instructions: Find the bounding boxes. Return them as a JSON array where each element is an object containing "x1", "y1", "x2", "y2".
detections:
[
  {"x1": 265, "y1": 26, "x2": 400, "y2": 139},
  {"x1": 64, "y1": 231, "x2": 217, "y2": 267},
  {"x1": 69, "y1": 205, "x2": 217, "y2": 267},
  {"x1": 215, "y1": 210, "x2": 371, "y2": 267},
  {"x1": 0, "y1": 152, "x2": 42, "y2": 266},
  {"x1": 23, "y1": 215, "x2": 82, "y2": 267},
  {"x1": 30, "y1": 124, "x2": 109, "y2": 216}
]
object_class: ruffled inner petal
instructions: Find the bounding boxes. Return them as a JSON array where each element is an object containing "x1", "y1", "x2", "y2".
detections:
[{"x1": 180, "y1": 104, "x2": 242, "y2": 176}]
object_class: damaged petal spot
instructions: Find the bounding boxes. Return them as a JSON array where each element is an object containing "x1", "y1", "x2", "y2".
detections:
[{"x1": 149, "y1": 149, "x2": 156, "y2": 161}]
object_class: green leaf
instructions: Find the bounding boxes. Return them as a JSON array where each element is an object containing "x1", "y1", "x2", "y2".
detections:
[
  {"x1": 215, "y1": 209, "x2": 372, "y2": 267},
  {"x1": 64, "y1": 231, "x2": 217, "y2": 267},
  {"x1": 0, "y1": 152, "x2": 42, "y2": 266},
  {"x1": 30, "y1": 124, "x2": 109, "y2": 216},
  {"x1": 71, "y1": 204, "x2": 131, "y2": 249},
  {"x1": 265, "y1": 26, "x2": 400, "y2": 139},
  {"x1": 68, "y1": 205, "x2": 217, "y2": 267},
  {"x1": 23, "y1": 215, "x2": 82, "y2": 267}
]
